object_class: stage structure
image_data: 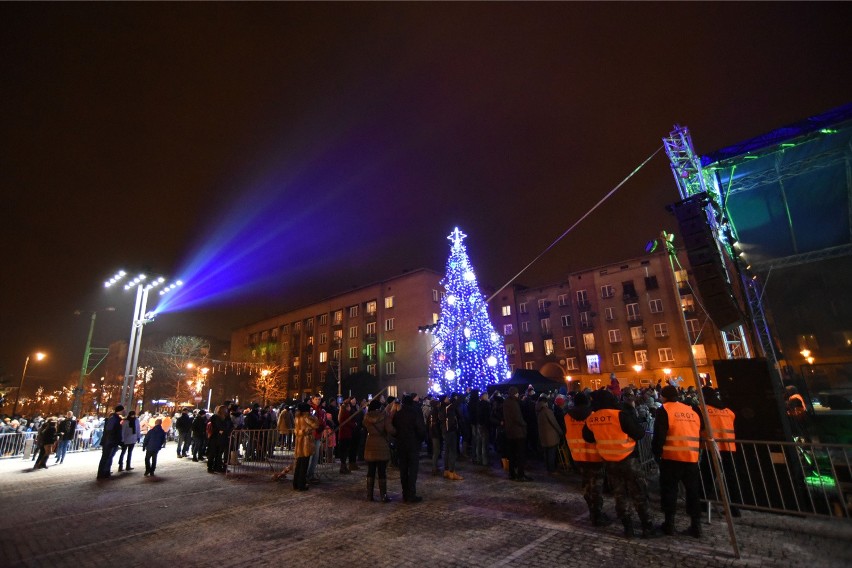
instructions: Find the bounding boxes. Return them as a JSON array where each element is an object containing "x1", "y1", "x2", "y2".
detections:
[{"x1": 664, "y1": 103, "x2": 852, "y2": 416}]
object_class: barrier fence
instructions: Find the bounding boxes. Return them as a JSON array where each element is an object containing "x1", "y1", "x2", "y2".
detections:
[
  {"x1": 699, "y1": 439, "x2": 852, "y2": 520},
  {"x1": 0, "y1": 428, "x2": 106, "y2": 459},
  {"x1": 224, "y1": 428, "x2": 339, "y2": 479}
]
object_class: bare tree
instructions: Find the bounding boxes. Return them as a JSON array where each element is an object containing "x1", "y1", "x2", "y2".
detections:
[
  {"x1": 144, "y1": 336, "x2": 211, "y2": 411},
  {"x1": 249, "y1": 364, "x2": 288, "y2": 407}
]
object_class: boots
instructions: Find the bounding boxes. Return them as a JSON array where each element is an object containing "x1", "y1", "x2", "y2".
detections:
[
  {"x1": 639, "y1": 512, "x2": 659, "y2": 539},
  {"x1": 591, "y1": 511, "x2": 612, "y2": 527},
  {"x1": 684, "y1": 517, "x2": 702, "y2": 538},
  {"x1": 367, "y1": 476, "x2": 375, "y2": 501},
  {"x1": 660, "y1": 512, "x2": 675, "y2": 536},
  {"x1": 378, "y1": 478, "x2": 391, "y2": 503},
  {"x1": 622, "y1": 516, "x2": 635, "y2": 539}
]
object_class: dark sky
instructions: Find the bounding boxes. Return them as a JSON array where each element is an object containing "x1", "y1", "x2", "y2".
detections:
[{"x1": 2, "y1": 3, "x2": 850, "y2": 386}]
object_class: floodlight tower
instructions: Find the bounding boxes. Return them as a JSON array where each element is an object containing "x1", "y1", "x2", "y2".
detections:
[{"x1": 109, "y1": 272, "x2": 183, "y2": 410}]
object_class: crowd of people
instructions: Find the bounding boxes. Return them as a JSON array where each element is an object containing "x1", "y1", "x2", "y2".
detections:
[{"x1": 3, "y1": 376, "x2": 751, "y2": 541}]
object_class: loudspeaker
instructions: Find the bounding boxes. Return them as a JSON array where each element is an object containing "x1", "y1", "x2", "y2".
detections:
[
  {"x1": 669, "y1": 195, "x2": 742, "y2": 331},
  {"x1": 713, "y1": 358, "x2": 789, "y2": 441},
  {"x1": 712, "y1": 358, "x2": 807, "y2": 512}
]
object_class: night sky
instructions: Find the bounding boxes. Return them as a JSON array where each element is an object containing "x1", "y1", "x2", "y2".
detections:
[{"x1": 2, "y1": 3, "x2": 850, "y2": 387}]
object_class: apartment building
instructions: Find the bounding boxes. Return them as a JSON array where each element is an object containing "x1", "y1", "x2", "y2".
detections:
[
  {"x1": 231, "y1": 269, "x2": 443, "y2": 398},
  {"x1": 495, "y1": 250, "x2": 729, "y2": 390},
  {"x1": 232, "y1": 251, "x2": 733, "y2": 399}
]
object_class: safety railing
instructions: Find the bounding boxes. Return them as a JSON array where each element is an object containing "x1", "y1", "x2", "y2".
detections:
[
  {"x1": 0, "y1": 429, "x2": 108, "y2": 459},
  {"x1": 224, "y1": 429, "x2": 339, "y2": 479},
  {"x1": 699, "y1": 439, "x2": 852, "y2": 520}
]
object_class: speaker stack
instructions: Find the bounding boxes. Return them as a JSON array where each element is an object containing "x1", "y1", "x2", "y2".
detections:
[{"x1": 669, "y1": 194, "x2": 742, "y2": 332}]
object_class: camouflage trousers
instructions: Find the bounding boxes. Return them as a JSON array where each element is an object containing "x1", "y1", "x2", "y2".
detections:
[
  {"x1": 577, "y1": 461, "x2": 606, "y2": 515},
  {"x1": 606, "y1": 456, "x2": 650, "y2": 521}
]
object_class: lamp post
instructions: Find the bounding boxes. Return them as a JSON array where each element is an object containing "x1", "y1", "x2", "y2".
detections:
[{"x1": 13, "y1": 352, "x2": 46, "y2": 417}]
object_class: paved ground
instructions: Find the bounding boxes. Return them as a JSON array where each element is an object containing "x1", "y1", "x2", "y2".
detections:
[{"x1": 1, "y1": 449, "x2": 850, "y2": 568}]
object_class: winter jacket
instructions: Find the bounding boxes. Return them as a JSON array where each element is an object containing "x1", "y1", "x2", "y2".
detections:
[
  {"x1": 363, "y1": 410, "x2": 395, "y2": 462},
  {"x1": 294, "y1": 411, "x2": 319, "y2": 458},
  {"x1": 143, "y1": 425, "x2": 167, "y2": 452},
  {"x1": 392, "y1": 399, "x2": 426, "y2": 451},
  {"x1": 535, "y1": 400, "x2": 562, "y2": 448},
  {"x1": 121, "y1": 417, "x2": 140, "y2": 445},
  {"x1": 502, "y1": 396, "x2": 527, "y2": 440}
]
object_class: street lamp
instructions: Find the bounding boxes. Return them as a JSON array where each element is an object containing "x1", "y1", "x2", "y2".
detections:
[{"x1": 13, "y1": 352, "x2": 46, "y2": 417}]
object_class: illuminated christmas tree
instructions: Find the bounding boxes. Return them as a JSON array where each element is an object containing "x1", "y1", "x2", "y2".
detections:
[{"x1": 428, "y1": 227, "x2": 510, "y2": 395}]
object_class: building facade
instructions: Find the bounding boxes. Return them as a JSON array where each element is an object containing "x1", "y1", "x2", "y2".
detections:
[
  {"x1": 494, "y1": 250, "x2": 731, "y2": 391},
  {"x1": 231, "y1": 269, "x2": 443, "y2": 399},
  {"x1": 232, "y1": 252, "x2": 735, "y2": 398}
]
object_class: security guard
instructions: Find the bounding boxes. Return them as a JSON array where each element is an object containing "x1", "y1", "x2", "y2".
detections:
[
  {"x1": 701, "y1": 386, "x2": 741, "y2": 516},
  {"x1": 564, "y1": 392, "x2": 610, "y2": 527},
  {"x1": 652, "y1": 385, "x2": 704, "y2": 537},
  {"x1": 583, "y1": 389, "x2": 655, "y2": 539}
]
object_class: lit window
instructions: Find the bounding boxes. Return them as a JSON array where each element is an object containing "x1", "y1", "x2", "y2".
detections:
[
  {"x1": 319, "y1": 352, "x2": 328, "y2": 363},
  {"x1": 583, "y1": 333, "x2": 595, "y2": 351},
  {"x1": 333, "y1": 329, "x2": 342, "y2": 341},
  {"x1": 524, "y1": 341, "x2": 534, "y2": 353},
  {"x1": 366, "y1": 301, "x2": 377, "y2": 315},
  {"x1": 544, "y1": 339, "x2": 554, "y2": 355},
  {"x1": 333, "y1": 310, "x2": 342, "y2": 324},
  {"x1": 502, "y1": 305, "x2": 512, "y2": 316},
  {"x1": 385, "y1": 296, "x2": 394, "y2": 309}
]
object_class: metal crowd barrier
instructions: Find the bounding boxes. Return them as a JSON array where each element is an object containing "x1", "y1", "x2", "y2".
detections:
[
  {"x1": 223, "y1": 429, "x2": 340, "y2": 479},
  {"x1": 699, "y1": 439, "x2": 852, "y2": 520},
  {"x1": 0, "y1": 428, "x2": 108, "y2": 460}
]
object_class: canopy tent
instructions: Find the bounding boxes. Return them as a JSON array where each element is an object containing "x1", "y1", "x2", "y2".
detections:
[{"x1": 488, "y1": 368, "x2": 566, "y2": 394}]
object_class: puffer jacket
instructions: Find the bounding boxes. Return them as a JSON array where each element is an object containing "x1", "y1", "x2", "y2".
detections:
[
  {"x1": 294, "y1": 411, "x2": 319, "y2": 458},
  {"x1": 363, "y1": 410, "x2": 396, "y2": 462}
]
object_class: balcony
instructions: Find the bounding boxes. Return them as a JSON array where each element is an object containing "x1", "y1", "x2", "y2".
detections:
[
  {"x1": 626, "y1": 315, "x2": 643, "y2": 325},
  {"x1": 577, "y1": 299, "x2": 591, "y2": 311},
  {"x1": 365, "y1": 311, "x2": 377, "y2": 322},
  {"x1": 580, "y1": 323, "x2": 595, "y2": 332},
  {"x1": 623, "y1": 293, "x2": 639, "y2": 303},
  {"x1": 540, "y1": 329, "x2": 553, "y2": 339},
  {"x1": 538, "y1": 308, "x2": 550, "y2": 317},
  {"x1": 631, "y1": 337, "x2": 647, "y2": 347}
]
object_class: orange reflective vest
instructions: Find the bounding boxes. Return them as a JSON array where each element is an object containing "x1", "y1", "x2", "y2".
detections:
[
  {"x1": 565, "y1": 414, "x2": 602, "y2": 462},
  {"x1": 661, "y1": 402, "x2": 701, "y2": 463},
  {"x1": 703, "y1": 406, "x2": 736, "y2": 452},
  {"x1": 585, "y1": 409, "x2": 634, "y2": 462}
]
